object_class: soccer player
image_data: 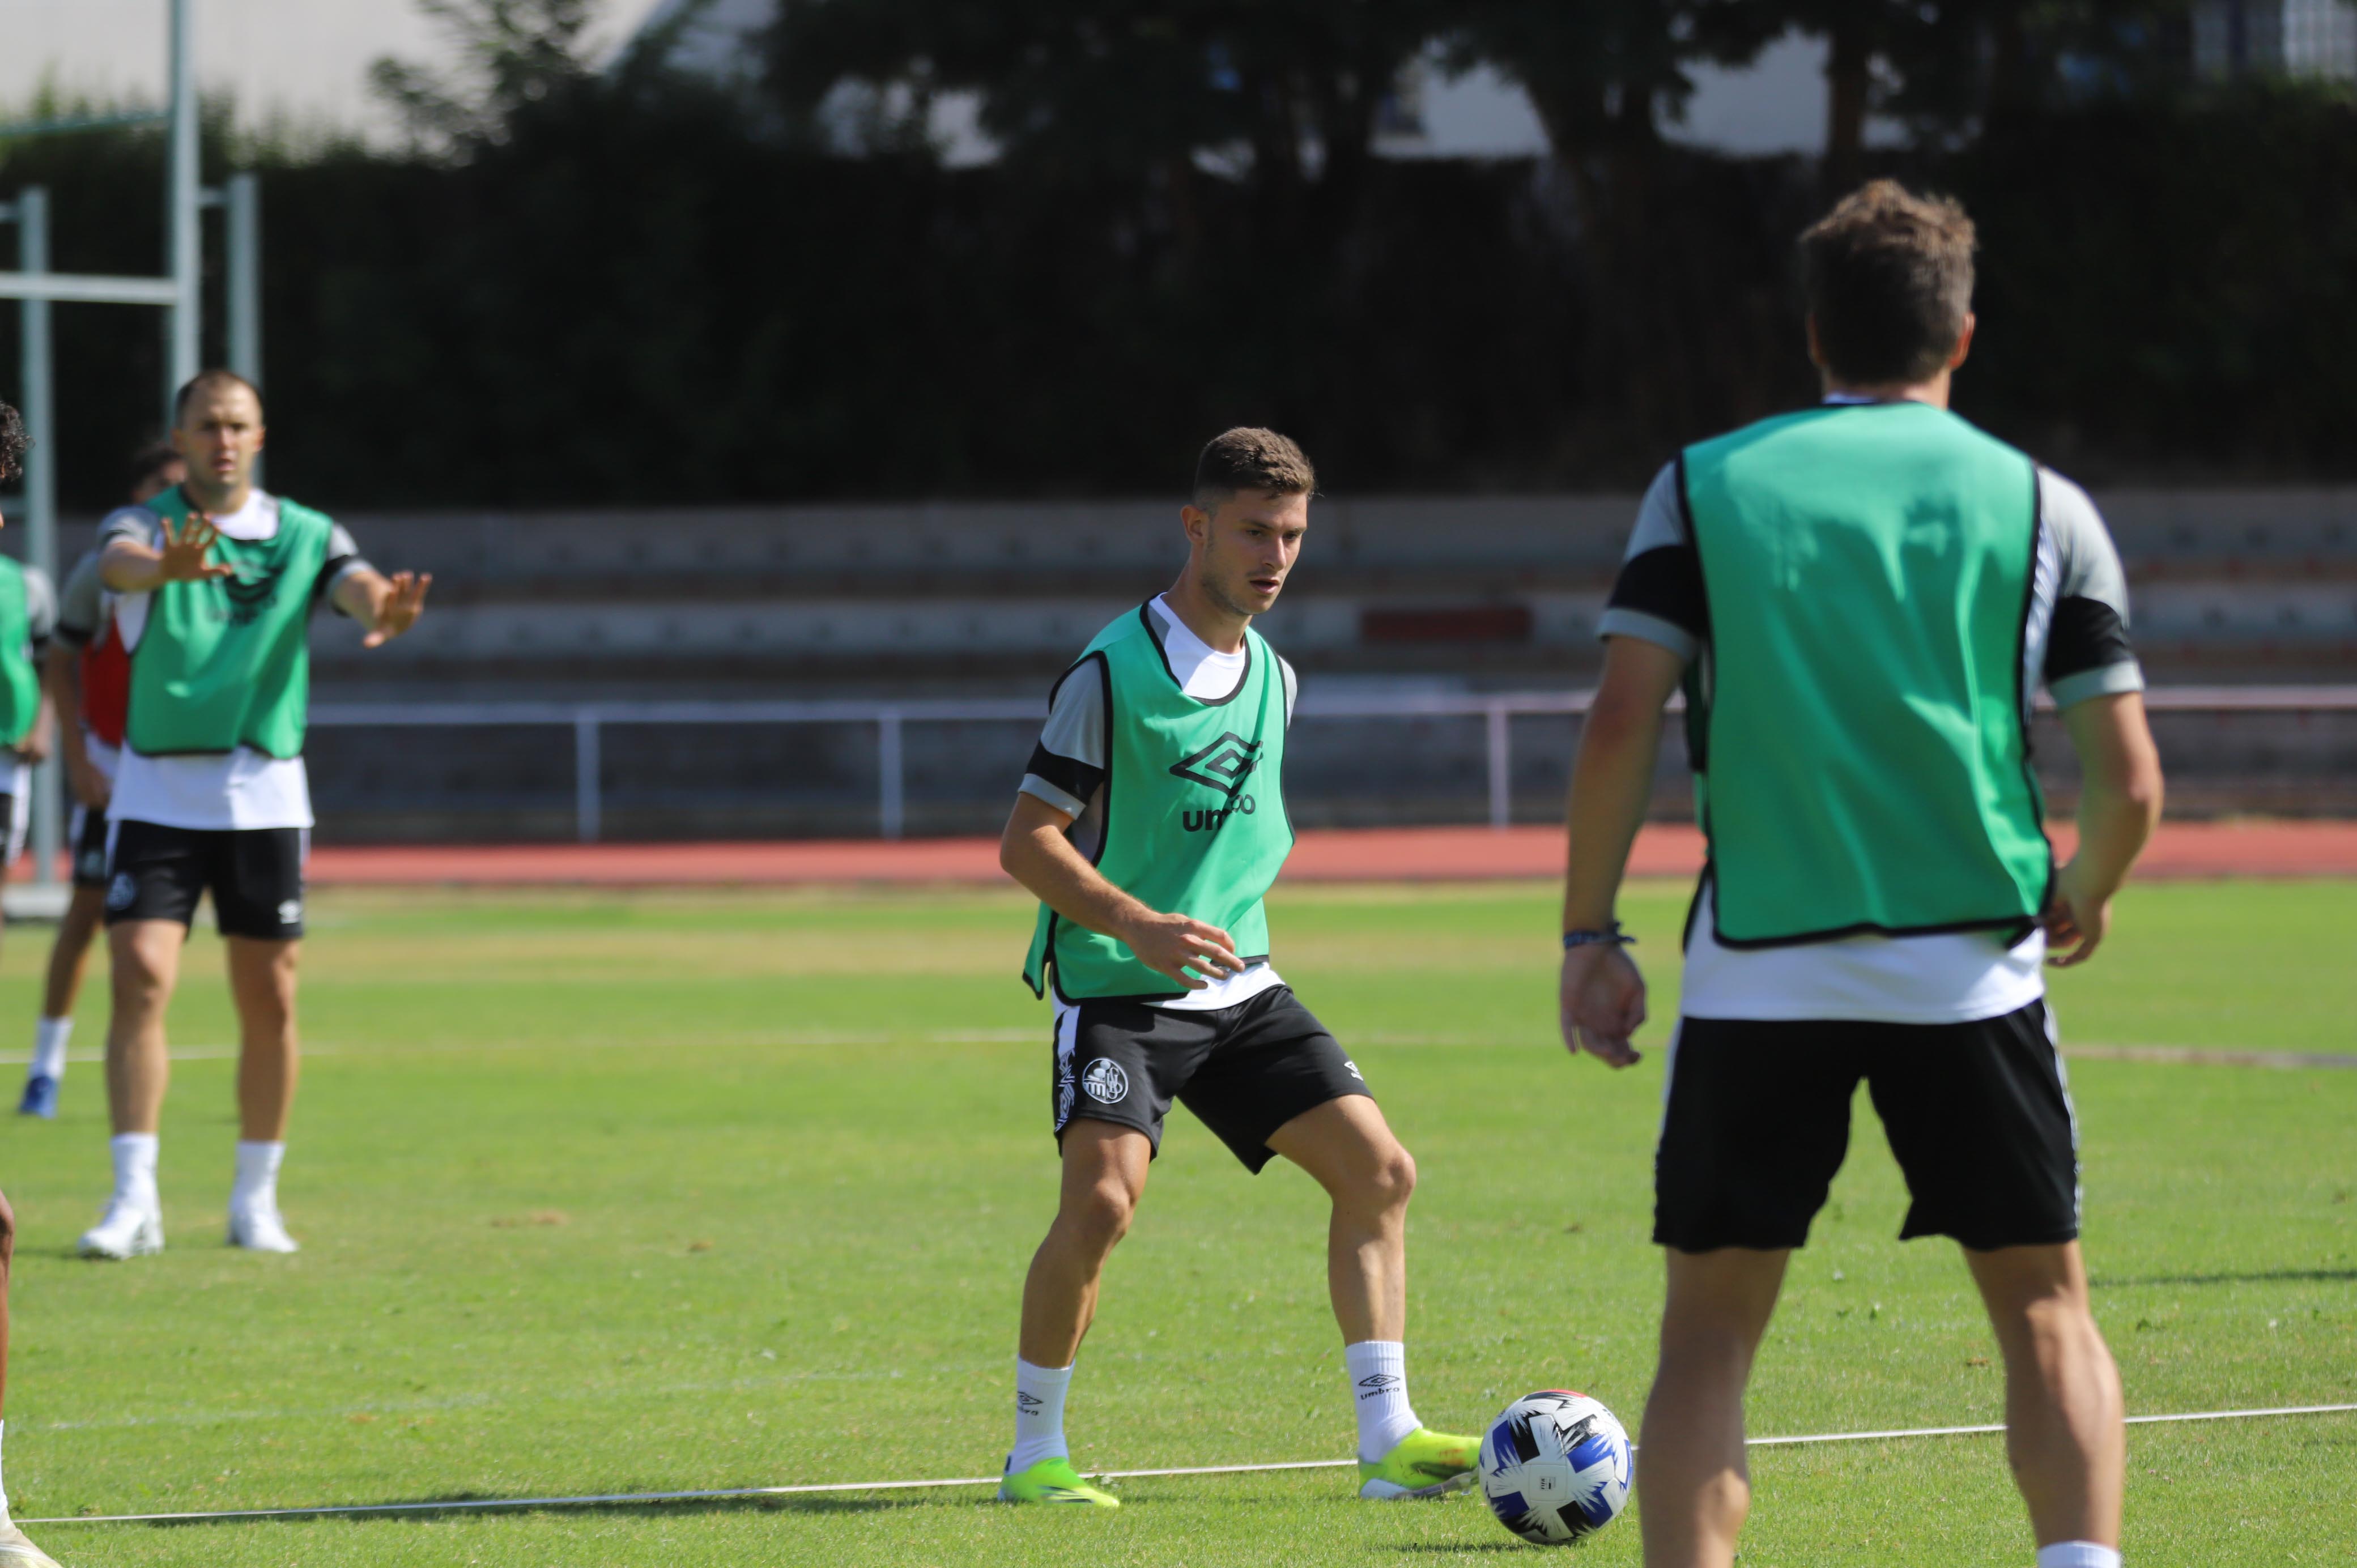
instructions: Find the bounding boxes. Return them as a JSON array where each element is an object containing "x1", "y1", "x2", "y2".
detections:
[
  {"x1": 1558, "y1": 182, "x2": 2162, "y2": 1568},
  {"x1": 0, "y1": 441, "x2": 59, "y2": 1009},
  {"x1": 0, "y1": 402, "x2": 67, "y2": 1567},
  {"x1": 76, "y1": 370, "x2": 431, "y2": 1260},
  {"x1": 18, "y1": 444, "x2": 185, "y2": 1119},
  {"x1": 995, "y1": 428, "x2": 1476, "y2": 1509}
]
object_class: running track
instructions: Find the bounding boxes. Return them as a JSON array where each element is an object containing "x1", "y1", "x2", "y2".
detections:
[{"x1": 299, "y1": 820, "x2": 2357, "y2": 887}]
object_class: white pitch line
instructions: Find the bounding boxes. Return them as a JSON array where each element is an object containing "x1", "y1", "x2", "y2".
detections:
[{"x1": 21, "y1": 1403, "x2": 2355, "y2": 1528}]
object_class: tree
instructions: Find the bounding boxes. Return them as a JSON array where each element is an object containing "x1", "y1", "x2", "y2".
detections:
[{"x1": 761, "y1": 1, "x2": 1450, "y2": 239}]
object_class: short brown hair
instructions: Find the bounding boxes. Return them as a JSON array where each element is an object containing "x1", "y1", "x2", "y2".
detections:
[
  {"x1": 174, "y1": 368, "x2": 263, "y2": 424},
  {"x1": 0, "y1": 402, "x2": 24, "y2": 487},
  {"x1": 126, "y1": 440, "x2": 182, "y2": 495},
  {"x1": 1800, "y1": 181, "x2": 1976, "y2": 386},
  {"x1": 1193, "y1": 427, "x2": 1316, "y2": 507}
]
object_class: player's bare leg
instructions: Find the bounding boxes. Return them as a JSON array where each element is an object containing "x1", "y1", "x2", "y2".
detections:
[
  {"x1": 1002, "y1": 1120, "x2": 1150, "y2": 1506},
  {"x1": 1268, "y1": 1094, "x2": 1475, "y2": 1499},
  {"x1": 1965, "y1": 1242, "x2": 2124, "y2": 1555},
  {"x1": 1266, "y1": 1094, "x2": 1414, "y2": 1343},
  {"x1": 227, "y1": 938, "x2": 300, "y2": 1143},
  {"x1": 22, "y1": 885, "x2": 107, "y2": 1119},
  {"x1": 38, "y1": 885, "x2": 105, "y2": 1031},
  {"x1": 224, "y1": 937, "x2": 301, "y2": 1251},
  {"x1": 0, "y1": 1186, "x2": 59, "y2": 1564},
  {"x1": 1637, "y1": 1246, "x2": 1789, "y2": 1568},
  {"x1": 79, "y1": 920, "x2": 182, "y2": 1258},
  {"x1": 1019, "y1": 1120, "x2": 1151, "y2": 1367},
  {"x1": 104, "y1": 919, "x2": 182, "y2": 1136}
]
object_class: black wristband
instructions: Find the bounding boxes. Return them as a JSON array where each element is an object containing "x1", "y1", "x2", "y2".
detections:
[{"x1": 1562, "y1": 923, "x2": 1634, "y2": 951}]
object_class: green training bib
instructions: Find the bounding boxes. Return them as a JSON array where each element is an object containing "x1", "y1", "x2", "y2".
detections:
[
  {"x1": 1681, "y1": 402, "x2": 2050, "y2": 947},
  {"x1": 1023, "y1": 604, "x2": 1295, "y2": 1001},
  {"x1": 0, "y1": 559, "x2": 38, "y2": 747},
  {"x1": 126, "y1": 487, "x2": 335, "y2": 759}
]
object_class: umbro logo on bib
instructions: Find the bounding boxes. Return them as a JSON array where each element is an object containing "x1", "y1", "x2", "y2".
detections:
[{"x1": 1168, "y1": 732, "x2": 1261, "y2": 793}]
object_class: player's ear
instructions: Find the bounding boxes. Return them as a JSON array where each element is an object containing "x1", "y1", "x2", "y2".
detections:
[
  {"x1": 1181, "y1": 505, "x2": 1211, "y2": 548},
  {"x1": 1947, "y1": 313, "x2": 1976, "y2": 370}
]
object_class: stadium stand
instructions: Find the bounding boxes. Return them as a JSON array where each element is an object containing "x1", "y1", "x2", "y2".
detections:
[{"x1": 32, "y1": 488, "x2": 2357, "y2": 839}]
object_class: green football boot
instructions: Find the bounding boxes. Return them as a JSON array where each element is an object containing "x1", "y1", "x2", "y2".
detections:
[
  {"x1": 1357, "y1": 1427, "x2": 1480, "y2": 1500},
  {"x1": 998, "y1": 1455, "x2": 1121, "y2": 1509}
]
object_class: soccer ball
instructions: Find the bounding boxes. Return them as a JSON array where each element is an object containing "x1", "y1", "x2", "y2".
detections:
[{"x1": 1477, "y1": 1390, "x2": 1633, "y2": 1545}]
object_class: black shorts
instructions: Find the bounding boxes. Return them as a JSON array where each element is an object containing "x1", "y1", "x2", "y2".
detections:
[
  {"x1": 0, "y1": 791, "x2": 25, "y2": 867},
  {"x1": 1052, "y1": 986, "x2": 1372, "y2": 1173},
  {"x1": 70, "y1": 804, "x2": 111, "y2": 888},
  {"x1": 103, "y1": 820, "x2": 309, "y2": 939},
  {"x1": 1654, "y1": 1000, "x2": 2079, "y2": 1253}
]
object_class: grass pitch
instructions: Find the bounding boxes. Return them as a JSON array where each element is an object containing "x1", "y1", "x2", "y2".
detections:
[{"x1": 0, "y1": 877, "x2": 2349, "y2": 1566}]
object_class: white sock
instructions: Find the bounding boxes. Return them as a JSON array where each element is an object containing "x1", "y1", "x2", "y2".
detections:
[
  {"x1": 1007, "y1": 1357, "x2": 1074, "y2": 1473},
  {"x1": 110, "y1": 1133, "x2": 160, "y2": 1211},
  {"x1": 0, "y1": 1417, "x2": 11, "y2": 1523},
  {"x1": 2036, "y1": 1544, "x2": 2122, "y2": 1568},
  {"x1": 28, "y1": 1017, "x2": 70, "y2": 1083},
  {"x1": 231, "y1": 1140, "x2": 285, "y2": 1213},
  {"x1": 1345, "y1": 1340, "x2": 1422, "y2": 1462}
]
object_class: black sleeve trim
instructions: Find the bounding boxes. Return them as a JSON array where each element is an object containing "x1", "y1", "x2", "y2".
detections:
[
  {"x1": 315, "y1": 553, "x2": 363, "y2": 609},
  {"x1": 1606, "y1": 544, "x2": 1709, "y2": 642},
  {"x1": 1025, "y1": 743, "x2": 1105, "y2": 803},
  {"x1": 2044, "y1": 595, "x2": 2135, "y2": 683}
]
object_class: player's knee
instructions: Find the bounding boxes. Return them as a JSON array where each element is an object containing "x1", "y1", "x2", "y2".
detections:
[
  {"x1": 1065, "y1": 1178, "x2": 1135, "y2": 1253},
  {"x1": 0, "y1": 1191, "x2": 17, "y2": 1258},
  {"x1": 110, "y1": 941, "x2": 172, "y2": 1002},
  {"x1": 1346, "y1": 1141, "x2": 1416, "y2": 1215}
]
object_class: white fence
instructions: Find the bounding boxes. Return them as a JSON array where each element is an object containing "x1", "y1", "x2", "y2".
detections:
[{"x1": 310, "y1": 686, "x2": 2357, "y2": 843}]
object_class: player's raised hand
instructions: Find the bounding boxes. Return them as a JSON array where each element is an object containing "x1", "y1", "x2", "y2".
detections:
[
  {"x1": 1560, "y1": 944, "x2": 1645, "y2": 1068},
  {"x1": 1118, "y1": 910, "x2": 1244, "y2": 989},
  {"x1": 158, "y1": 512, "x2": 234, "y2": 582},
  {"x1": 363, "y1": 570, "x2": 433, "y2": 648}
]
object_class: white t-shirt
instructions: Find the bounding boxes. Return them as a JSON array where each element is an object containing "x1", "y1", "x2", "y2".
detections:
[
  {"x1": 1020, "y1": 595, "x2": 1299, "y2": 1011},
  {"x1": 1601, "y1": 411, "x2": 2146, "y2": 1025},
  {"x1": 100, "y1": 490, "x2": 368, "y2": 832}
]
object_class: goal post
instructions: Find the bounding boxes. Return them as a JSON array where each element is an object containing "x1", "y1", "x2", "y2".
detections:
[{"x1": 0, "y1": 0, "x2": 261, "y2": 896}]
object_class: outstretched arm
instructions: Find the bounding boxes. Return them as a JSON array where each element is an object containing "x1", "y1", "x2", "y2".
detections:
[
  {"x1": 330, "y1": 566, "x2": 433, "y2": 649},
  {"x1": 100, "y1": 513, "x2": 235, "y2": 594},
  {"x1": 2046, "y1": 692, "x2": 2163, "y2": 966},
  {"x1": 999, "y1": 791, "x2": 1243, "y2": 990},
  {"x1": 1560, "y1": 636, "x2": 1686, "y2": 1067}
]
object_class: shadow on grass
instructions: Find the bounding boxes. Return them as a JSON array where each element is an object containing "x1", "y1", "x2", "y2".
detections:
[
  {"x1": 2091, "y1": 1268, "x2": 2357, "y2": 1289},
  {"x1": 126, "y1": 1489, "x2": 978, "y2": 1528},
  {"x1": 1386, "y1": 1544, "x2": 1537, "y2": 1554}
]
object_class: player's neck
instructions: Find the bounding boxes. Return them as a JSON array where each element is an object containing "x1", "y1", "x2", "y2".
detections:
[
  {"x1": 185, "y1": 477, "x2": 254, "y2": 518},
  {"x1": 1819, "y1": 369, "x2": 1952, "y2": 410},
  {"x1": 1160, "y1": 576, "x2": 1250, "y2": 655}
]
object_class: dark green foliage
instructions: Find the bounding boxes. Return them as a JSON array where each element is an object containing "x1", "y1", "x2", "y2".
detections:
[
  {"x1": 0, "y1": 62, "x2": 2349, "y2": 510},
  {"x1": 1944, "y1": 83, "x2": 2357, "y2": 480}
]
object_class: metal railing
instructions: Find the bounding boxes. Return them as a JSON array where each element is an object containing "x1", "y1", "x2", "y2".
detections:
[{"x1": 311, "y1": 685, "x2": 2357, "y2": 843}]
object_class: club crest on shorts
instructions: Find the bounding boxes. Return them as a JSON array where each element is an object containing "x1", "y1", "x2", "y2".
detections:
[
  {"x1": 105, "y1": 872, "x2": 136, "y2": 911},
  {"x1": 1080, "y1": 1058, "x2": 1129, "y2": 1105}
]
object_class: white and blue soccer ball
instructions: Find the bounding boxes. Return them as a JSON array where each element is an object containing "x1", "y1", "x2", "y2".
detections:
[{"x1": 1478, "y1": 1390, "x2": 1633, "y2": 1545}]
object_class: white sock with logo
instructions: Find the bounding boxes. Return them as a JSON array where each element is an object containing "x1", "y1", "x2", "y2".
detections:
[
  {"x1": 2036, "y1": 1544, "x2": 2121, "y2": 1568},
  {"x1": 231, "y1": 1140, "x2": 285, "y2": 1214},
  {"x1": 1345, "y1": 1340, "x2": 1422, "y2": 1462},
  {"x1": 1007, "y1": 1357, "x2": 1074, "y2": 1473},
  {"x1": 29, "y1": 1017, "x2": 70, "y2": 1083},
  {"x1": 110, "y1": 1133, "x2": 160, "y2": 1211}
]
